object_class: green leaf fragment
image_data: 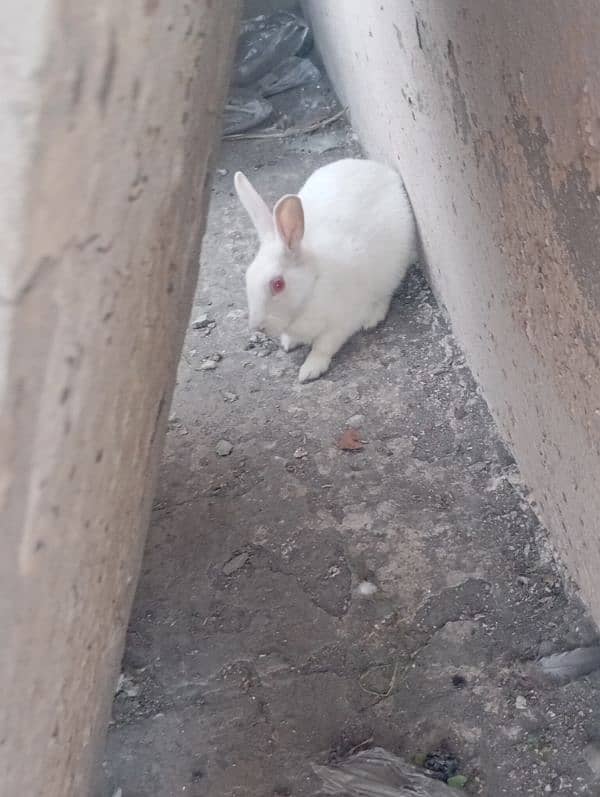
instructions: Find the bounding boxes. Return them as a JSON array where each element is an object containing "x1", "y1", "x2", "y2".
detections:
[{"x1": 447, "y1": 774, "x2": 468, "y2": 788}]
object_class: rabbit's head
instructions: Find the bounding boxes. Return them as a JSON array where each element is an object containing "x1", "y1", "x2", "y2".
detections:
[{"x1": 234, "y1": 171, "x2": 316, "y2": 337}]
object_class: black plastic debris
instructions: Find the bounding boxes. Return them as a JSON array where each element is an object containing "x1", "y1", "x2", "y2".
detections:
[
  {"x1": 313, "y1": 747, "x2": 465, "y2": 796},
  {"x1": 222, "y1": 91, "x2": 273, "y2": 136},
  {"x1": 233, "y1": 11, "x2": 313, "y2": 87},
  {"x1": 423, "y1": 751, "x2": 459, "y2": 782},
  {"x1": 257, "y1": 56, "x2": 320, "y2": 97},
  {"x1": 223, "y1": 11, "x2": 329, "y2": 137}
]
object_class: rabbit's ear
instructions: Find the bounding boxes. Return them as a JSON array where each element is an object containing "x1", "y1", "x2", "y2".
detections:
[
  {"x1": 234, "y1": 171, "x2": 273, "y2": 240},
  {"x1": 273, "y1": 194, "x2": 304, "y2": 250}
]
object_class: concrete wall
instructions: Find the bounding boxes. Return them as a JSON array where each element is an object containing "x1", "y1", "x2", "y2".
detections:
[
  {"x1": 244, "y1": 0, "x2": 298, "y2": 16},
  {"x1": 0, "y1": 2, "x2": 240, "y2": 795},
  {"x1": 304, "y1": 1, "x2": 600, "y2": 621}
]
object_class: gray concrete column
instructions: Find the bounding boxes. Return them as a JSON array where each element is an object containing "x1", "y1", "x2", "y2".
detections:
[
  {"x1": 0, "y1": 2, "x2": 240, "y2": 794},
  {"x1": 304, "y1": 0, "x2": 600, "y2": 625}
]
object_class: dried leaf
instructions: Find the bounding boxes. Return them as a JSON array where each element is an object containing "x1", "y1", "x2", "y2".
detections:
[{"x1": 337, "y1": 428, "x2": 365, "y2": 451}]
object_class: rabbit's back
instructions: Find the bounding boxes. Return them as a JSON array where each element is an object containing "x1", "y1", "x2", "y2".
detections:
[{"x1": 299, "y1": 158, "x2": 416, "y2": 295}]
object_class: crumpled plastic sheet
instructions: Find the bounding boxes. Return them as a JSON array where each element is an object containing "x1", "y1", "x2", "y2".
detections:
[
  {"x1": 224, "y1": 56, "x2": 321, "y2": 135},
  {"x1": 312, "y1": 747, "x2": 464, "y2": 796},
  {"x1": 224, "y1": 12, "x2": 321, "y2": 136},
  {"x1": 257, "y1": 55, "x2": 320, "y2": 97},
  {"x1": 222, "y1": 91, "x2": 273, "y2": 137},
  {"x1": 232, "y1": 10, "x2": 313, "y2": 87}
]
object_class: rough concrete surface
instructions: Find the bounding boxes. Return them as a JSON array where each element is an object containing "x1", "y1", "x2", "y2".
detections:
[
  {"x1": 103, "y1": 74, "x2": 600, "y2": 795},
  {"x1": 0, "y1": 2, "x2": 240, "y2": 795},
  {"x1": 303, "y1": 0, "x2": 600, "y2": 627}
]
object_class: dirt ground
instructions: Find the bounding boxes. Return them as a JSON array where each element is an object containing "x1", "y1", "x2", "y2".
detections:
[{"x1": 100, "y1": 72, "x2": 600, "y2": 797}]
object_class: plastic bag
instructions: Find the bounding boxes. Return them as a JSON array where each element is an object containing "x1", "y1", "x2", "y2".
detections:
[
  {"x1": 233, "y1": 11, "x2": 313, "y2": 87},
  {"x1": 312, "y1": 747, "x2": 464, "y2": 796},
  {"x1": 222, "y1": 91, "x2": 273, "y2": 136},
  {"x1": 538, "y1": 645, "x2": 600, "y2": 683},
  {"x1": 257, "y1": 56, "x2": 320, "y2": 97}
]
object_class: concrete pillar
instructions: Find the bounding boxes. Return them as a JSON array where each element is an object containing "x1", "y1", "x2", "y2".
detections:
[
  {"x1": 0, "y1": 2, "x2": 240, "y2": 794},
  {"x1": 304, "y1": 1, "x2": 600, "y2": 623}
]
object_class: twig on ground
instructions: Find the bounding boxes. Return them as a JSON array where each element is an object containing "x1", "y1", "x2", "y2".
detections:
[
  {"x1": 222, "y1": 107, "x2": 348, "y2": 141},
  {"x1": 358, "y1": 661, "x2": 399, "y2": 698}
]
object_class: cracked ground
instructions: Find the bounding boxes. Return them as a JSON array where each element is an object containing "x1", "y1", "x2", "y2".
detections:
[{"x1": 101, "y1": 79, "x2": 600, "y2": 796}]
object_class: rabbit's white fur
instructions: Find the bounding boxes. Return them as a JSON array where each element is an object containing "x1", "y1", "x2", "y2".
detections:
[{"x1": 234, "y1": 158, "x2": 416, "y2": 382}]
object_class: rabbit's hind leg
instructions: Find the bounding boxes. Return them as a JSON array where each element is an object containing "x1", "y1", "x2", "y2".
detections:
[{"x1": 362, "y1": 299, "x2": 391, "y2": 330}]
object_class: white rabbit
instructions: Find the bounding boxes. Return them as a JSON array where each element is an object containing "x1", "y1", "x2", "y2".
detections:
[{"x1": 234, "y1": 158, "x2": 417, "y2": 382}]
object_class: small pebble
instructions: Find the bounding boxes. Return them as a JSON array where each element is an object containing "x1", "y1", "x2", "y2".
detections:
[
  {"x1": 215, "y1": 440, "x2": 233, "y2": 457},
  {"x1": 516, "y1": 695, "x2": 527, "y2": 710},
  {"x1": 216, "y1": 168, "x2": 229, "y2": 176},
  {"x1": 357, "y1": 580, "x2": 378, "y2": 596},
  {"x1": 346, "y1": 414, "x2": 365, "y2": 427},
  {"x1": 245, "y1": 332, "x2": 276, "y2": 355},
  {"x1": 293, "y1": 447, "x2": 308, "y2": 459},
  {"x1": 116, "y1": 674, "x2": 140, "y2": 698},
  {"x1": 245, "y1": 334, "x2": 260, "y2": 349},
  {"x1": 191, "y1": 314, "x2": 213, "y2": 329},
  {"x1": 223, "y1": 391, "x2": 238, "y2": 402},
  {"x1": 209, "y1": 353, "x2": 223, "y2": 362},
  {"x1": 222, "y1": 552, "x2": 249, "y2": 575},
  {"x1": 199, "y1": 360, "x2": 217, "y2": 371}
]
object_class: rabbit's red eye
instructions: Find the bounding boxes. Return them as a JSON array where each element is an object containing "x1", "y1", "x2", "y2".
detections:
[{"x1": 270, "y1": 277, "x2": 285, "y2": 295}]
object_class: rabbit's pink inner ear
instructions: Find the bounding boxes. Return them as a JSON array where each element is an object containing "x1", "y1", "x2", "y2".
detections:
[{"x1": 274, "y1": 195, "x2": 304, "y2": 250}]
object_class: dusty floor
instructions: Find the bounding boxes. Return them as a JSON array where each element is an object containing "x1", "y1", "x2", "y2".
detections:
[{"x1": 101, "y1": 77, "x2": 600, "y2": 796}]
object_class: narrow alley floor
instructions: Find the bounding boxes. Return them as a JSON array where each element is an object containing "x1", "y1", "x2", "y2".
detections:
[{"x1": 102, "y1": 81, "x2": 600, "y2": 796}]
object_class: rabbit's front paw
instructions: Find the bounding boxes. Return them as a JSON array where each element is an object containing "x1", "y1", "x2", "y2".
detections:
[{"x1": 298, "y1": 351, "x2": 331, "y2": 383}]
